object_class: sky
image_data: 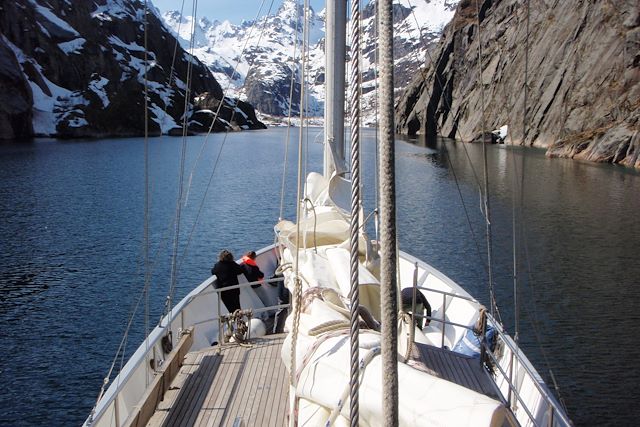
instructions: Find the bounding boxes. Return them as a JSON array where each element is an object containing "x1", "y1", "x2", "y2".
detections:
[{"x1": 151, "y1": 0, "x2": 325, "y2": 24}]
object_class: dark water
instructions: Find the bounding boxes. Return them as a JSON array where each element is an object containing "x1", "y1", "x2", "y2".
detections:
[{"x1": 0, "y1": 128, "x2": 638, "y2": 426}]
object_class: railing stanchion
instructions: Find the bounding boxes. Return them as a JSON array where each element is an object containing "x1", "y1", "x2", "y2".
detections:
[
  {"x1": 508, "y1": 350, "x2": 514, "y2": 407},
  {"x1": 114, "y1": 392, "x2": 120, "y2": 427},
  {"x1": 440, "y1": 293, "x2": 446, "y2": 347},
  {"x1": 410, "y1": 263, "x2": 418, "y2": 346},
  {"x1": 217, "y1": 291, "x2": 223, "y2": 347}
]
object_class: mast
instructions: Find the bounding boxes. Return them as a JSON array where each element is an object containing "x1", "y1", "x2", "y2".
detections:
[{"x1": 323, "y1": 1, "x2": 347, "y2": 178}]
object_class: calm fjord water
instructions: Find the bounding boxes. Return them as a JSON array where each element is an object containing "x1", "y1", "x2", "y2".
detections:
[{"x1": 1, "y1": 128, "x2": 638, "y2": 426}]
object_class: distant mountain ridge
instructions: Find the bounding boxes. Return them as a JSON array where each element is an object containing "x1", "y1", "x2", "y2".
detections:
[
  {"x1": 0, "y1": 0, "x2": 264, "y2": 139},
  {"x1": 162, "y1": 0, "x2": 458, "y2": 123}
]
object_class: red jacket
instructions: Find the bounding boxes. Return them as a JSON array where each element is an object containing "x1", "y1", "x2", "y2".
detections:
[{"x1": 241, "y1": 256, "x2": 264, "y2": 288}]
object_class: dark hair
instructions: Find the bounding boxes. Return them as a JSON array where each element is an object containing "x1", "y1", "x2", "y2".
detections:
[
  {"x1": 219, "y1": 249, "x2": 234, "y2": 262},
  {"x1": 244, "y1": 250, "x2": 257, "y2": 259}
]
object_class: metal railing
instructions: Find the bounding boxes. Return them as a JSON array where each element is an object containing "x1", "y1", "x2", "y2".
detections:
[
  {"x1": 207, "y1": 277, "x2": 289, "y2": 346},
  {"x1": 407, "y1": 282, "x2": 571, "y2": 427},
  {"x1": 87, "y1": 275, "x2": 288, "y2": 427}
]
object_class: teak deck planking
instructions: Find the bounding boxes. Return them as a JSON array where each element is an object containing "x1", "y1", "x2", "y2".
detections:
[
  {"x1": 415, "y1": 342, "x2": 503, "y2": 401},
  {"x1": 145, "y1": 335, "x2": 503, "y2": 427},
  {"x1": 146, "y1": 334, "x2": 289, "y2": 427}
]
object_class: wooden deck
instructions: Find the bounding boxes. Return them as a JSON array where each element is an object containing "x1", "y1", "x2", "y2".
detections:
[
  {"x1": 146, "y1": 334, "x2": 289, "y2": 427},
  {"x1": 414, "y1": 342, "x2": 503, "y2": 401}
]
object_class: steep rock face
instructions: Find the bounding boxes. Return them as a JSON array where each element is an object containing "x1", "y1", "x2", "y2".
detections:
[
  {"x1": 396, "y1": 0, "x2": 640, "y2": 168},
  {"x1": 191, "y1": 92, "x2": 266, "y2": 132},
  {"x1": 0, "y1": 38, "x2": 33, "y2": 139},
  {"x1": 0, "y1": 0, "x2": 263, "y2": 139}
]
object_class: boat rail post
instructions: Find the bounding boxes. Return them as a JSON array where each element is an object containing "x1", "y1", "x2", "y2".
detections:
[
  {"x1": 114, "y1": 392, "x2": 120, "y2": 427},
  {"x1": 479, "y1": 308, "x2": 487, "y2": 369},
  {"x1": 440, "y1": 293, "x2": 446, "y2": 348},
  {"x1": 410, "y1": 263, "x2": 418, "y2": 346},
  {"x1": 508, "y1": 350, "x2": 514, "y2": 407},
  {"x1": 247, "y1": 310, "x2": 252, "y2": 342},
  {"x1": 217, "y1": 291, "x2": 223, "y2": 347}
]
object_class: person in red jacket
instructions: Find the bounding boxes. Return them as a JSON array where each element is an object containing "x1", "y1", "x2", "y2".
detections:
[
  {"x1": 241, "y1": 250, "x2": 275, "y2": 310},
  {"x1": 240, "y1": 251, "x2": 264, "y2": 288}
]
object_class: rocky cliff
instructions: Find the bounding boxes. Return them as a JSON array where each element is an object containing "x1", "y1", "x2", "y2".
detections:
[
  {"x1": 0, "y1": 0, "x2": 264, "y2": 140},
  {"x1": 396, "y1": 0, "x2": 640, "y2": 168}
]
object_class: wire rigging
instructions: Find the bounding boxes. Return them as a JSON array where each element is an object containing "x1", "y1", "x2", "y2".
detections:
[
  {"x1": 347, "y1": 0, "x2": 362, "y2": 424},
  {"x1": 472, "y1": 0, "x2": 497, "y2": 320},
  {"x1": 279, "y1": 7, "x2": 301, "y2": 221},
  {"x1": 142, "y1": 0, "x2": 152, "y2": 388}
]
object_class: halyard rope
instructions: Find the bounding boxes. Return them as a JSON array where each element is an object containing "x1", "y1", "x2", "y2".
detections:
[
  {"x1": 288, "y1": 2, "x2": 310, "y2": 425},
  {"x1": 378, "y1": 0, "x2": 399, "y2": 424}
]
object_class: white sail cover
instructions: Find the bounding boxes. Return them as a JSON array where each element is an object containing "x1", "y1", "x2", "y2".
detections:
[{"x1": 276, "y1": 172, "x2": 506, "y2": 426}]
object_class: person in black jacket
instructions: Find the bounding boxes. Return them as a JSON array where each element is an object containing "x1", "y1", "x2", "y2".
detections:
[
  {"x1": 211, "y1": 249, "x2": 244, "y2": 313},
  {"x1": 272, "y1": 271, "x2": 289, "y2": 334},
  {"x1": 400, "y1": 287, "x2": 432, "y2": 329}
]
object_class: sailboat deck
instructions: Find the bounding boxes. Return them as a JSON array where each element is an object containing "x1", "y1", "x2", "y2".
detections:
[
  {"x1": 146, "y1": 334, "x2": 289, "y2": 427},
  {"x1": 414, "y1": 342, "x2": 502, "y2": 401}
]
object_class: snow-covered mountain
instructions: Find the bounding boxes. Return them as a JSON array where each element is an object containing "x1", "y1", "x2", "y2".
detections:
[
  {"x1": 163, "y1": 1, "x2": 324, "y2": 119},
  {"x1": 0, "y1": 0, "x2": 264, "y2": 139},
  {"x1": 162, "y1": 0, "x2": 458, "y2": 123}
]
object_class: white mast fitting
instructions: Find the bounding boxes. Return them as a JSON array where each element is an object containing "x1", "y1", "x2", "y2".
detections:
[{"x1": 323, "y1": 0, "x2": 347, "y2": 178}]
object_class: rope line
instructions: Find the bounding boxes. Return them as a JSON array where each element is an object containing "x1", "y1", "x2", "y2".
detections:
[
  {"x1": 174, "y1": 0, "x2": 277, "y2": 272},
  {"x1": 473, "y1": 0, "x2": 497, "y2": 320},
  {"x1": 182, "y1": 0, "x2": 274, "y2": 211},
  {"x1": 279, "y1": 5, "x2": 301, "y2": 221},
  {"x1": 142, "y1": 0, "x2": 151, "y2": 386},
  {"x1": 289, "y1": 5, "x2": 310, "y2": 426},
  {"x1": 378, "y1": 0, "x2": 399, "y2": 424},
  {"x1": 165, "y1": 0, "x2": 198, "y2": 336}
]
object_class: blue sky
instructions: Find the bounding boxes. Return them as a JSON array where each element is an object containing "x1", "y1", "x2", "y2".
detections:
[{"x1": 152, "y1": 0, "x2": 325, "y2": 24}]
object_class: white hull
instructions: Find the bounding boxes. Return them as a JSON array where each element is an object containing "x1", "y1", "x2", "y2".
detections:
[
  {"x1": 85, "y1": 241, "x2": 569, "y2": 426},
  {"x1": 84, "y1": 247, "x2": 282, "y2": 427}
]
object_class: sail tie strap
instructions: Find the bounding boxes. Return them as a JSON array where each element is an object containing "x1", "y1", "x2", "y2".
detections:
[{"x1": 325, "y1": 346, "x2": 381, "y2": 427}]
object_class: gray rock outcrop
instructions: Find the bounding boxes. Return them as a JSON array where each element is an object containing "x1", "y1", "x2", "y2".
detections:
[
  {"x1": 396, "y1": 0, "x2": 640, "y2": 168},
  {"x1": 0, "y1": 38, "x2": 33, "y2": 139}
]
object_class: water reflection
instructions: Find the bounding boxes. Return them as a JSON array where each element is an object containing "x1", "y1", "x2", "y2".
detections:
[
  {"x1": 395, "y1": 132, "x2": 640, "y2": 425},
  {"x1": 1, "y1": 129, "x2": 639, "y2": 425}
]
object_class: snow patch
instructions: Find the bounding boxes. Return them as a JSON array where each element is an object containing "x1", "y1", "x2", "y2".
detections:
[
  {"x1": 58, "y1": 38, "x2": 86, "y2": 55},
  {"x1": 67, "y1": 117, "x2": 89, "y2": 128},
  {"x1": 108, "y1": 35, "x2": 145, "y2": 52},
  {"x1": 37, "y1": 22, "x2": 51, "y2": 38},
  {"x1": 149, "y1": 103, "x2": 178, "y2": 133},
  {"x1": 88, "y1": 76, "x2": 110, "y2": 108},
  {"x1": 91, "y1": 0, "x2": 134, "y2": 21},
  {"x1": 29, "y1": 0, "x2": 80, "y2": 37}
]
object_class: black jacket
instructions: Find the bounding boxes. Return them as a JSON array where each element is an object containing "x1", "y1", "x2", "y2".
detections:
[
  {"x1": 211, "y1": 260, "x2": 244, "y2": 294},
  {"x1": 240, "y1": 258, "x2": 264, "y2": 288}
]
